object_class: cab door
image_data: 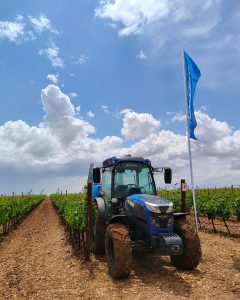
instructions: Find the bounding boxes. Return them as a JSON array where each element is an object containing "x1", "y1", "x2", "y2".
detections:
[{"x1": 101, "y1": 167, "x2": 113, "y2": 219}]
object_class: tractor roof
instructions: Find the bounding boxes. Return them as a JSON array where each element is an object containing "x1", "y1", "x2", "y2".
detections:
[{"x1": 102, "y1": 156, "x2": 151, "y2": 168}]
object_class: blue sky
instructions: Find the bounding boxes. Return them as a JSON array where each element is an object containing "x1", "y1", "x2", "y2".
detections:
[{"x1": 0, "y1": 0, "x2": 240, "y2": 194}]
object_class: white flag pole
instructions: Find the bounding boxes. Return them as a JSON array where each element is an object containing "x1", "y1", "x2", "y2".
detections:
[{"x1": 182, "y1": 50, "x2": 199, "y2": 232}]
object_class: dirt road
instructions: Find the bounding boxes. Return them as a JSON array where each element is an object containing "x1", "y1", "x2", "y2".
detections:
[{"x1": 0, "y1": 198, "x2": 239, "y2": 300}]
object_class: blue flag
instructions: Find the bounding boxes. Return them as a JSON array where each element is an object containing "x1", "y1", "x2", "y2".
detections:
[{"x1": 184, "y1": 51, "x2": 201, "y2": 140}]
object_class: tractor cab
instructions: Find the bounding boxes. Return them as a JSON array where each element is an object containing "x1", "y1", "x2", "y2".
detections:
[
  {"x1": 99, "y1": 156, "x2": 156, "y2": 195},
  {"x1": 107, "y1": 159, "x2": 157, "y2": 217}
]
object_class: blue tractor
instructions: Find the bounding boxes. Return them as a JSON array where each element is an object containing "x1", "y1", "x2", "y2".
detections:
[{"x1": 91, "y1": 155, "x2": 201, "y2": 278}]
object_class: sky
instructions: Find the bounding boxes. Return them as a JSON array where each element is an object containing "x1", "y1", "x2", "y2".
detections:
[{"x1": 0, "y1": 0, "x2": 240, "y2": 194}]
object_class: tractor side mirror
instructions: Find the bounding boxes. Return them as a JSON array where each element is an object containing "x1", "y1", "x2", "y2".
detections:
[
  {"x1": 93, "y1": 168, "x2": 101, "y2": 184},
  {"x1": 164, "y1": 168, "x2": 172, "y2": 184}
]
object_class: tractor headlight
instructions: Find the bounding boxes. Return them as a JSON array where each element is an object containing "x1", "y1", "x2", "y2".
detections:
[
  {"x1": 166, "y1": 202, "x2": 173, "y2": 213},
  {"x1": 151, "y1": 218, "x2": 158, "y2": 225},
  {"x1": 145, "y1": 203, "x2": 161, "y2": 213}
]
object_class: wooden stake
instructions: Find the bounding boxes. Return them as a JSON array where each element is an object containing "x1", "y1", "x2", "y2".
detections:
[{"x1": 181, "y1": 179, "x2": 187, "y2": 214}]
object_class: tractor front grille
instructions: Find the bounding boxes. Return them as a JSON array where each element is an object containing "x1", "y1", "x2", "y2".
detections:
[{"x1": 150, "y1": 212, "x2": 173, "y2": 228}]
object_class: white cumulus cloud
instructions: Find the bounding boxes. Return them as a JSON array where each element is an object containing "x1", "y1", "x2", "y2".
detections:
[
  {"x1": 87, "y1": 111, "x2": 95, "y2": 118},
  {"x1": 95, "y1": 0, "x2": 171, "y2": 36},
  {"x1": 47, "y1": 74, "x2": 59, "y2": 84},
  {"x1": 72, "y1": 54, "x2": 88, "y2": 65},
  {"x1": 101, "y1": 105, "x2": 110, "y2": 114},
  {"x1": 120, "y1": 110, "x2": 240, "y2": 187},
  {"x1": 0, "y1": 15, "x2": 25, "y2": 42},
  {"x1": 28, "y1": 14, "x2": 59, "y2": 34},
  {"x1": 0, "y1": 86, "x2": 240, "y2": 193},
  {"x1": 41, "y1": 85, "x2": 95, "y2": 145},
  {"x1": 95, "y1": 0, "x2": 220, "y2": 37},
  {"x1": 0, "y1": 85, "x2": 123, "y2": 193},
  {"x1": 69, "y1": 92, "x2": 78, "y2": 99},
  {"x1": 0, "y1": 14, "x2": 60, "y2": 44},
  {"x1": 121, "y1": 110, "x2": 160, "y2": 140},
  {"x1": 39, "y1": 42, "x2": 64, "y2": 68},
  {"x1": 138, "y1": 49, "x2": 147, "y2": 60}
]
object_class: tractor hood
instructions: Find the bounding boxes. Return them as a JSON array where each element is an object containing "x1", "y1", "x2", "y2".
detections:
[
  {"x1": 125, "y1": 194, "x2": 174, "y2": 236},
  {"x1": 126, "y1": 194, "x2": 173, "y2": 213}
]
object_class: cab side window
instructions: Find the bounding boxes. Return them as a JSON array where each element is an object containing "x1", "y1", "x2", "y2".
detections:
[
  {"x1": 102, "y1": 169, "x2": 112, "y2": 199},
  {"x1": 139, "y1": 168, "x2": 154, "y2": 194}
]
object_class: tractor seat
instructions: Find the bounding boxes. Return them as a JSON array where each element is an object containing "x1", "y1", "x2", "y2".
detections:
[
  {"x1": 115, "y1": 185, "x2": 128, "y2": 198},
  {"x1": 128, "y1": 187, "x2": 141, "y2": 195}
]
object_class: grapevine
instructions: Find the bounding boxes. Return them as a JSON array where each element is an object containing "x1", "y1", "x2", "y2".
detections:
[
  {"x1": 0, "y1": 195, "x2": 45, "y2": 234},
  {"x1": 158, "y1": 187, "x2": 240, "y2": 234}
]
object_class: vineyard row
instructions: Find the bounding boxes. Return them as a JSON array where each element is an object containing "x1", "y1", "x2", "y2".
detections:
[{"x1": 0, "y1": 195, "x2": 45, "y2": 234}]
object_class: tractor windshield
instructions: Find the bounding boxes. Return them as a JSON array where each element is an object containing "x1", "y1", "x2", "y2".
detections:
[{"x1": 114, "y1": 162, "x2": 155, "y2": 198}]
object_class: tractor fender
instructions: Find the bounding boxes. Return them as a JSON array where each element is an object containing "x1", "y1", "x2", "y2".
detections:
[
  {"x1": 109, "y1": 215, "x2": 128, "y2": 226},
  {"x1": 94, "y1": 197, "x2": 107, "y2": 224}
]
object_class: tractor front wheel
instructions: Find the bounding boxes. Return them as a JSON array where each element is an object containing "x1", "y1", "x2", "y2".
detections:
[
  {"x1": 171, "y1": 219, "x2": 202, "y2": 270},
  {"x1": 105, "y1": 223, "x2": 132, "y2": 279}
]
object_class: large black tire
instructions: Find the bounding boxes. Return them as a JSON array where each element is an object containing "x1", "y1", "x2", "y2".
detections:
[
  {"x1": 171, "y1": 219, "x2": 202, "y2": 270},
  {"x1": 91, "y1": 211, "x2": 106, "y2": 254},
  {"x1": 105, "y1": 224, "x2": 132, "y2": 279}
]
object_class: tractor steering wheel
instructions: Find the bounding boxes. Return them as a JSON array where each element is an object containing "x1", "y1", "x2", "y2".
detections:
[
  {"x1": 127, "y1": 184, "x2": 138, "y2": 188},
  {"x1": 127, "y1": 184, "x2": 142, "y2": 195}
]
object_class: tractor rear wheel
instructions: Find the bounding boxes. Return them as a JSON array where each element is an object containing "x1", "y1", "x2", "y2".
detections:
[
  {"x1": 91, "y1": 209, "x2": 106, "y2": 254},
  {"x1": 171, "y1": 219, "x2": 201, "y2": 270},
  {"x1": 105, "y1": 223, "x2": 132, "y2": 279}
]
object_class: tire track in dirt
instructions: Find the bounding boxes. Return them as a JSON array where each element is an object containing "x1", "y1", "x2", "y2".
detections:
[{"x1": 0, "y1": 198, "x2": 239, "y2": 300}]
